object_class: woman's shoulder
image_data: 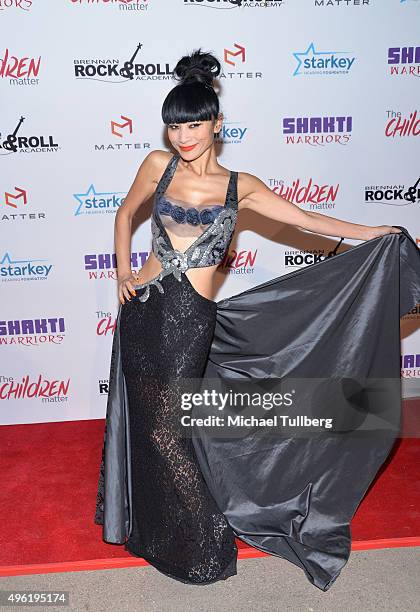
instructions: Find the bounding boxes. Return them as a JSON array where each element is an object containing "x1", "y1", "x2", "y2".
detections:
[
  {"x1": 144, "y1": 149, "x2": 174, "y2": 169},
  {"x1": 141, "y1": 149, "x2": 175, "y2": 183},
  {"x1": 236, "y1": 171, "x2": 265, "y2": 208}
]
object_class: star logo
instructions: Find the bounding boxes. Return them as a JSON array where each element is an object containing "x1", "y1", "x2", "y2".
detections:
[
  {"x1": 72, "y1": 185, "x2": 127, "y2": 216},
  {"x1": 292, "y1": 42, "x2": 355, "y2": 77}
]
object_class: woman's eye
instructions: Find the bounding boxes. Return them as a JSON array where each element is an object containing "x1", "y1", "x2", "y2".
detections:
[
  {"x1": 190, "y1": 123, "x2": 201, "y2": 128},
  {"x1": 169, "y1": 125, "x2": 178, "y2": 130}
]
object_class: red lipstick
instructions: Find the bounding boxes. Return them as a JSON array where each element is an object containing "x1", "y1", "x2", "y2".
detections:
[{"x1": 179, "y1": 144, "x2": 198, "y2": 152}]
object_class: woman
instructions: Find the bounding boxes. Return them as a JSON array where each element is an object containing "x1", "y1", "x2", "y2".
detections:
[{"x1": 94, "y1": 50, "x2": 418, "y2": 590}]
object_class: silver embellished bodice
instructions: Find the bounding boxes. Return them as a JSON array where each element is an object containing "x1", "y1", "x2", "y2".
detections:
[{"x1": 133, "y1": 153, "x2": 238, "y2": 302}]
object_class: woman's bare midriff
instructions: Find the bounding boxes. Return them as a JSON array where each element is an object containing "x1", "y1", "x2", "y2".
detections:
[{"x1": 134, "y1": 252, "x2": 218, "y2": 302}]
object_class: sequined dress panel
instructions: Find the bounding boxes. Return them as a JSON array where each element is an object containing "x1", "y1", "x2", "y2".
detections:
[{"x1": 133, "y1": 153, "x2": 238, "y2": 302}]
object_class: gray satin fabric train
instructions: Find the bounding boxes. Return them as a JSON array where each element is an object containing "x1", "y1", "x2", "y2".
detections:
[
  {"x1": 193, "y1": 225, "x2": 420, "y2": 591},
  {"x1": 96, "y1": 226, "x2": 420, "y2": 591}
]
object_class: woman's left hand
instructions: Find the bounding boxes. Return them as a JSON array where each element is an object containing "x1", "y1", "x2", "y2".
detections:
[{"x1": 364, "y1": 225, "x2": 402, "y2": 241}]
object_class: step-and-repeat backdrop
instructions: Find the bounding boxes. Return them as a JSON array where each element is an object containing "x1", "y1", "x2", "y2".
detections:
[{"x1": 1, "y1": 0, "x2": 419, "y2": 424}]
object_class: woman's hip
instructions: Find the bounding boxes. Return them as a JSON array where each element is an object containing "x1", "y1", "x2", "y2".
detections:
[{"x1": 119, "y1": 272, "x2": 217, "y2": 379}]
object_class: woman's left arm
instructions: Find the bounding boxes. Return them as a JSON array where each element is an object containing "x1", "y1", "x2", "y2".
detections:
[{"x1": 238, "y1": 172, "x2": 401, "y2": 241}]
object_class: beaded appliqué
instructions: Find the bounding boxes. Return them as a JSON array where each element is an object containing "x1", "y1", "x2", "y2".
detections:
[{"x1": 132, "y1": 155, "x2": 238, "y2": 303}]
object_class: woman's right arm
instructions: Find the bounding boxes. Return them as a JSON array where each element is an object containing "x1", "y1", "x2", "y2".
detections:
[{"x1": 115, "y1": 150, "x2": 171, "y2": 304}]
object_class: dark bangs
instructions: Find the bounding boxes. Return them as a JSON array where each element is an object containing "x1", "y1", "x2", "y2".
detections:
[{"x1": 161, "y1": 82, "x2": 219, "y2": 125}]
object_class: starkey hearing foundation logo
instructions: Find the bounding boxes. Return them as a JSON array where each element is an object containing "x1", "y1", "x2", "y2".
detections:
[
  {"x1": 268, "y1": 177, "x2": 340, "y2": 210},
  {"x1": 293, "y1": 42, "x2": 356, "y2": 77},
  {"x1": 93, "y1": 115, "x2": 151, "y2": 152},
  {"x1": 0, "y1": 48, "x2": 41, "y2": 86},
  {"x1": 0, "y1": 0, "x2": 33, "y2": 11},
  {"x1": 73, "y1": 42, "x2": 172, "y2": 83},
  {"x1": 385, "y1": 110, "x2": 420, "y2": 139},
  {"x1": 84, "y1": 251, "x2": 148, "y2": 280},
  {"x1": 72, "y1": 185, "x2": 127, "y2": 216},
  {"x1": 364, "y1": 177, "x2": 420, "y2": 206},
  {"x1": 402, "y1": 303, "x2": 420, "y2": 321},
  {"x1": 0, "y1": 116, "x2": 59, "y2": 155},
  {"x1": 0, "y1": 252, "x2": 53, "y2": 282},
  {"x1": 282, "y1": 115, "x2": 353, "y2": 146},
  {"x1": 222, "y1": 43, "x2": 262, "y2": 80},
  {"x1": 1, "y1": 187, "x2": 47, "y2": 224},
  {"x1": 215, "y1": 121, "x2": 248, "y2": 145},
  {"x1": 388, "y1": 46, "x2": 420, "y2": 76},
  {"x1": 0, "y1": 316, "x2": 66, "y2": 347}
]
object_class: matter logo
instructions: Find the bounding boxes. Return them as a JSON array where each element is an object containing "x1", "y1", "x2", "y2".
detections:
[
  {"x1": 314, "y1": 0, "x2": 370, "y2": 5},
  {"x1": 221, "y1": 43, "x2": 262, "y2": 80},
  {"x1": 94, "y1": 115, "x2": 150, "y2": 152},
  {"x1": 4, "y1": 187, "x2": 27, "y2": 208},
  {"x1": 224, "y1": 44, "x2": 245, "y2": 66},
  {"x1": 1, "y1": 184, "x2": 46, "y2": 223},
  {"x1": 111, "y1": 115, "x2": 133, "y2": 137}
]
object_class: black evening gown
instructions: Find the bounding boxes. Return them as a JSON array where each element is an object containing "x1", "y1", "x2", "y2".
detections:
[
  {"x1": 119, "y1": 272, "x2": 237, "y2": 583},
  {"x1": 94, "y1": 160, "x2": 420, "y2": 591}
]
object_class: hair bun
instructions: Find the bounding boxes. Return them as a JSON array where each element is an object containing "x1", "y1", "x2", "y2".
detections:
[{"x1": 173, "y1": 49, "x2": 221, "y2": 87}]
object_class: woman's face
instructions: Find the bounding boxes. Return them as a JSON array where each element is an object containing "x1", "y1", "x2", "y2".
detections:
[{"x1": 166, "y1": 116, "x2": 222, "y2": 159}]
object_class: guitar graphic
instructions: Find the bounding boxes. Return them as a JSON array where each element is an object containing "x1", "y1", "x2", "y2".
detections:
[
  {"x1": 403, "y1": 176, "x2": 420, "y2": 203},
  {"x1": 327, "y1": 237, "x2": 344, "y2": 259},
  {"x1": 120, "y1": 43, "x2": 143, "y2": 80},
  {"x1": 2, "y1": 116, "x2": 25, "y2": 153}
]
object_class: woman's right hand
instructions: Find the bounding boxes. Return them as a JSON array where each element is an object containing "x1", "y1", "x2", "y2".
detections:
[{"x1": 118, "y1": 273, "x2": 139, "y2": 305}]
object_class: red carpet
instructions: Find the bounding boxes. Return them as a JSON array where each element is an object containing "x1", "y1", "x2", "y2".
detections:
[{"x1": 1, "y1": 399, "x2": 419, "y2": 577}]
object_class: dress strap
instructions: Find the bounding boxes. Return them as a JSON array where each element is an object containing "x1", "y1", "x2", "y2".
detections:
[
  {"x1": 155, "y1": 153, "x2": 180, "y2": 198},
  {"x1": 225, "y1": 170, "x2": 238, "y2": 212}
]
